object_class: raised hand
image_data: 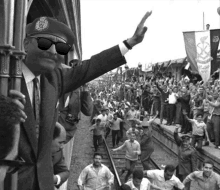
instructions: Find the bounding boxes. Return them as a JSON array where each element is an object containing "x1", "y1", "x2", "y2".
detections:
[{"x1": 127, "y1": 11, "x2": 152, "y2": 47}]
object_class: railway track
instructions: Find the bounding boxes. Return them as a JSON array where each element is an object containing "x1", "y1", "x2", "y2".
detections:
[{"x1": 98, "y1": 135, "x2": 162, "y2": 190}]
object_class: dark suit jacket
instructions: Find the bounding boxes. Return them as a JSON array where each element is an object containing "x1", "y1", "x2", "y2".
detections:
[
  {"x1": 156, "y1": 83, "x2": 169, "y2": 104},
  {"x1": 17, "y1": 45, "x2": 126, "y2": 190},
  {"x1": 80, "y1": 91, "x2": 93, "y2": 116},
  {"x1": 58, "y1": 90, "x2": 93, "y2": 143},
  {"x1": 52, "y1": 150, "x2": 69, "y2": 188},
  {"x1": 60, "y1": 89, "x2": 80, "y2": 120},
  {"x1": 178, "y1": 93, "x2": 191, "y2": 113},
  {"x1": 174, "y1": 132, "x2": 197, "y2": 175},
  {"x1": 58, "y1": 89, "x2": 80, "y2": 143}
]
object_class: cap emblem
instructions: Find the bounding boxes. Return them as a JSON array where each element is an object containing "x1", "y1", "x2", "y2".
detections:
[{"x1": 35, "y1": 17, "x2": 49, "y2": 31}]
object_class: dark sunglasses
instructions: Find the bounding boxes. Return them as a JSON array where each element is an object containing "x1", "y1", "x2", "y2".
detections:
[
  {"x1": 0, "y1": 157, "x2": 26, "y2": 174},
  {"x1": 31, "y1": 37, "x2": 71, "y2": 55}
]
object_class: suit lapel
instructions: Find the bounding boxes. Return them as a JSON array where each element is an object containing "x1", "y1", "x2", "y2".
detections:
[
  {"x1": 38, "y1": 75, "x2": 56, "y2": 159},
  {"x1": 21, "y1": 77, "x2": 38, "y2": 156}
]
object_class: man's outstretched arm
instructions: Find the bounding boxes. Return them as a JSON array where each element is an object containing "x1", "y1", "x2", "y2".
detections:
[{"x1": 60, "y1": 11, "x2": 153, "y2": 95}]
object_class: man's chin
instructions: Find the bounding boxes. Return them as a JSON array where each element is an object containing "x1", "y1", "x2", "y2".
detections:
[
  {"x1": 40, "y1": 59, "x2": 57, "y2": 72},
  {"x1": 204, "y1": 171, "x2": 211, "y2": 176},
  {"x1": 42, "y1": 58, "x2": 56, "y2": 65},
  {"x1": 94, "y1": 163, "x2": 101, "y2": 166}
]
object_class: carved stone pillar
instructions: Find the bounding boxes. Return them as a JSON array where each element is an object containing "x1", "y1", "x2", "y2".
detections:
[
  {"x1": 10, "y1": 51, "x2": 26, "y2": 91},
  {"x1": 0, "y1": 46, "x2": 13, "y2": 96},
  {"x1": 0, "y1": 0, "x2": 15, "y2": 46}
]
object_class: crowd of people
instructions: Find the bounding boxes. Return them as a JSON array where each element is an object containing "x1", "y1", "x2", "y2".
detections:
[
  {"x1": 85, "y1": 77, "x2": 220, "y2": 189},
  {"x1": 94, "y1": 72, "x2": 220, "y2": 151}
]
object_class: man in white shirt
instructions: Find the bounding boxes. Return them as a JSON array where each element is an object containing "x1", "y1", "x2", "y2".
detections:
[
  {"x1": 126, "y1": 169, "x2": 163, "y2": 190},
  {"x1": 110, "y1": 113, "x2": 123, "y2": 147},
  {"x1": 104, "y1": 108, "x2": 114, "y2": 139},
  {"x1": 183, "y1": 159, "x2": 220, "y2": 190},
  {"x1": 126, "y1": 120, "x2": 141, "y2": 139},
  {"x1": 127, "y1": 106, "x2": 138, "y2": 120},
  {"x1": 167, "y1": 86, "x2": 178, "y2": 125},
  {"x1": 183, "y1": 112, "x2": 210, "y2": 151},
  {"x1": 144, "y1": 164, "x2": 184, "y2": 190},
  {"x1": 125, "y1": 169, "x2": 150, "y2": 190},
  {"x1": 97, "y1": 107, "x2": 108, "y2": 125},
  {"x1": 78, "y1": 152, "x2": 114, "y2": 190},
  {"x1": 112, "y1": 133, "x2": 141, "y2": 182}
]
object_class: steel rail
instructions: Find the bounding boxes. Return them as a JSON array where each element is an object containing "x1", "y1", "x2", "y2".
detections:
[
  {"x1": 102, "y1": 135, "x2": 161, "y2": 190},
  {"x1": 102, "y1": 137, "x2": 122, "y2": 189}
]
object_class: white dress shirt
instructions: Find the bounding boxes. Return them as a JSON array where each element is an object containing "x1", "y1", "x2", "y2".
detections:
[
  {"x1": 127, "y1": 110, "x2": 137, "y2": 120},
  {"x1": 183, "y1": 171, "x2": 220, "y2": 190},
  {"x1": 119, "y1": 42, "x2": 129, "y2": 55},
  {"x1": 78, "y1": 164, "x2": 114, "y2": 190},
  {"x1": 97, "y1": 114, "x2": 108, "y2": 124},
  {"x1": 168, "y1": 92, "x2": 177, "y2": 104},
  {"x1": 126, "y1": 178, "x2": 150, "y2": 190},
  {"x1": 146, "y1": 170, "x2": 184, "y2": 190}
]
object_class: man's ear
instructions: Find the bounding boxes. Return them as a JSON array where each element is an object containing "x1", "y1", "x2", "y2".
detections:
[{"x1": 23, "y1": 38, "x2": 30, "y2": 53}]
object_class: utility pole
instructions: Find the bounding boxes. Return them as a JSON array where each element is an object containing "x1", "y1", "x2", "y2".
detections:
[{"x1": 203, "y1": 12, "x2": 205, "y2": 30}]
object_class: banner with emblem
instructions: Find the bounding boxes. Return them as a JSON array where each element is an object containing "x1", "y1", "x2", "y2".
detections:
[
  {"x1": 183, "y1": 29, "x2": 220, "y2": 82},
  {"x1": 144, "y1": 62, "x2": 153, "y2": 72}
]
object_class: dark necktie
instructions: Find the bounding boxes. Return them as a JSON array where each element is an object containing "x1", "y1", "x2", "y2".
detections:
[{"x1": 33, "y1": 77, "x2": 40, "y2": 139}]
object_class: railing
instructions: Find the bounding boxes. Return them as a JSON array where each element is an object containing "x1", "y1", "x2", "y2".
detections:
[
  {"x1": 102, "y1": 137, "x2": 122, "y2": 189},
  {"x1": 149, "y1": 158, "x2": 161, "y2": 170}
]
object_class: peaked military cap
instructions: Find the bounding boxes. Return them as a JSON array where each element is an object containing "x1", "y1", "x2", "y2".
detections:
[
  {"x1": 26, "y1": 17, "x2": 75, "y2": 46},
  {"x1": 180, "y1": 133, "x2": 192, "y2": 139}
]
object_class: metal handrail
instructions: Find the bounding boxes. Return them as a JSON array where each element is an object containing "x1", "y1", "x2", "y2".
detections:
[
  {"x1": 149, "y1": 158, "x2": 161, "y2": 170},
  {"x1": 102, "y1": 137, "x2": 122, "y2": 188}
]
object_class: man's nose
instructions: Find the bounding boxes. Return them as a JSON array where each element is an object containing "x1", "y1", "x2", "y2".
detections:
[{"x1": 47, "y1": 44, "x2": 57, "y2": 54}]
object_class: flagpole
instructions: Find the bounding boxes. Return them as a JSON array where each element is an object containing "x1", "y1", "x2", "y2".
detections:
[
  {"x1": 219, "y1": 0, "x2": 220, "y2": 28},
  {"x1": 203, "y1": 12, "x2": 205, "y2": 30}
]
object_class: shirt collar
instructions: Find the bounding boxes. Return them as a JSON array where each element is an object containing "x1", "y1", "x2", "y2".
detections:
[
  {"x1": 169, "y1": 174, "x2": 176, "y2": 181},
  {"x1": 159, "y1": 170, "x2": 175, "y2": 181},
  {"x1": 22, "y1": 62, "x2": 41, "y2": 84},
  {"x1": 91, "y1": 163, "x2": 103, "y2": 169},
  {"x1": 130, "y1": 180, "x2": 136, "y2": 189},
  {"x1": 200, "y1": 171, "x2": 214, "y2": 179}
]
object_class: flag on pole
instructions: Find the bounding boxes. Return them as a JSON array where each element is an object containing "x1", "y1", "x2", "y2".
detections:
[
  {"x1": 144, "y1": 62, "x2": 153, "y2": 72},
  {"x1": 183, "y1": 29, "x2": 220, "y2": 82}
]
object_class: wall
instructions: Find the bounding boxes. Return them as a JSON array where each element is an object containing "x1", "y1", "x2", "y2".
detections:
[{"x1": 152, "y1": 121, "x2": 220, "y2": 174}]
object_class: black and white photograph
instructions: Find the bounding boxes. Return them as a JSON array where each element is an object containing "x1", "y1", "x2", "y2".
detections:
[{"x1": 1, "y1": 0, "x2": 220, "y2": 190}]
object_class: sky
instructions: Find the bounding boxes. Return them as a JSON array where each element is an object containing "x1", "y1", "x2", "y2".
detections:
[{"x1": 80, "y1": 0, "x2": 220, "y2": 69}]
